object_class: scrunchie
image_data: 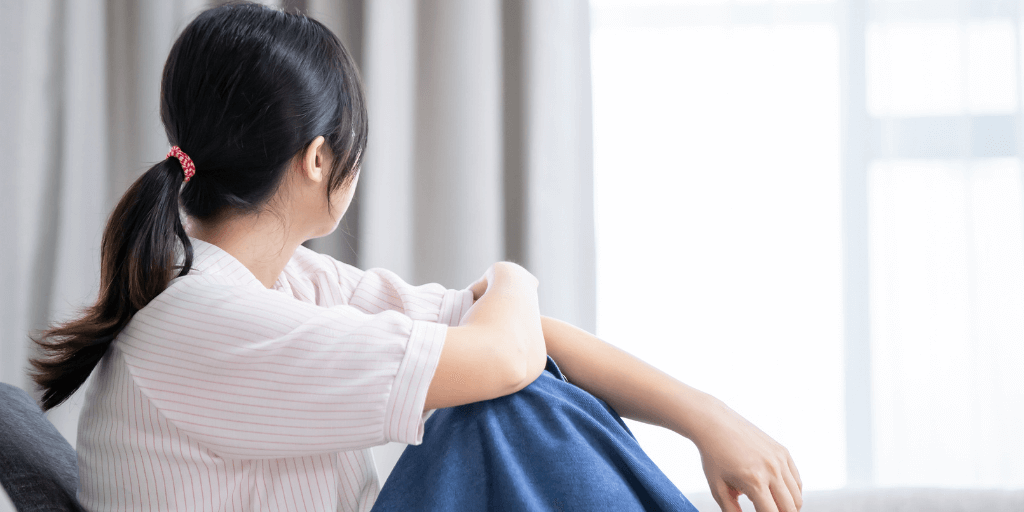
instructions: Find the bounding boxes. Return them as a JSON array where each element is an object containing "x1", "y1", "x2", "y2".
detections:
[{"x1": 166, "y1": 146, "x2": 196, "y2": 182}]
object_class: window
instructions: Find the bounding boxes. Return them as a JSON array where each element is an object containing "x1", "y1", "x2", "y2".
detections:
[{"x1": 591, "y1": 0, "x2": 1024, "y2": 492}]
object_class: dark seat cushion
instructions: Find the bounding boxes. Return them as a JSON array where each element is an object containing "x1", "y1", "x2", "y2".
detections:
[{"x1": 0, "y1": 383, "x2": 84, "y2": 511}]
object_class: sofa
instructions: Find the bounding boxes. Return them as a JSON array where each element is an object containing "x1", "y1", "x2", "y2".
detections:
[{"x1": 684, "y1": 488, "x2": 1024, "y2": 512}]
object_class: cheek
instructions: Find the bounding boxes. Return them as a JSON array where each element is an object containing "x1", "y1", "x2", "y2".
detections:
[
  {"x1": 328, "y1": 186, "x2": 353, "y2": 221},
  {"x1": 331, "y1": 173, "x2": 359, "y2": 219}
]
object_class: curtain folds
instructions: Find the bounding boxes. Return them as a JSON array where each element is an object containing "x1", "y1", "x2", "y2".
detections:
[{"x1": 329, "y1": 0, "x2": 597, "y2": 332}]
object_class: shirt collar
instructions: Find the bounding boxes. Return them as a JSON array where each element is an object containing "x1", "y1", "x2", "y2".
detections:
[{"x1": 183, "y1": 236, "x2": 267, "y2": 289}]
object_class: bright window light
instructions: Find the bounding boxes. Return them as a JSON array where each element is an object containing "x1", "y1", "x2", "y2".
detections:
[{"x1": 591, "y1": 20, "x2": 845, "y2": 493}]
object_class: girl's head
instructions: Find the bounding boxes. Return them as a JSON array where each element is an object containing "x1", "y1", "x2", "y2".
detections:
[
  {"x1": 170, "y1": 1, "x2": 366, "y2": 224},
  {"x1": 31, "y1": 1, "x2": 366, "y2": 410}
]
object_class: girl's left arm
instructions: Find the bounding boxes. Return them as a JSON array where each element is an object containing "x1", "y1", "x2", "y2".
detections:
[{"x1": 540, "y1": 315, "x2": 803, "y2": 512}]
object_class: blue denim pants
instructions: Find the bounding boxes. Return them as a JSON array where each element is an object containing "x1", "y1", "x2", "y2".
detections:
[{"x1": 371, "y1": 356, "x2": 698, "y2": 511}]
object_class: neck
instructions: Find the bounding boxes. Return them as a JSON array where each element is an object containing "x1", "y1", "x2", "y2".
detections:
[{"x1": 185, "y1": 212, "x2": 305, "y2": 289}]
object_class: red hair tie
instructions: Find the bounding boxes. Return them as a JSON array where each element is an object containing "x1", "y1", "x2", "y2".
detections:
[{"x1": 166, "y1": 146, "x2": 196, "y2": 182}]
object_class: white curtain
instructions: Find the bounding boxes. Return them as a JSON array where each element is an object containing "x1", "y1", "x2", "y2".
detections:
[
  {"x1": 865, "y1": 0, "x2": 1024, "y2": 488},
  {"x1": 0, "y1": 0, "x2": 595, "y2": 503},
  {"x1": 590, "y1": 0, "x2": 1024, "y2": 494}
]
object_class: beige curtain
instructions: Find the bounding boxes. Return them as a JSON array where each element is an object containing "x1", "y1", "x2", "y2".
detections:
[
  {"x1": 0, "y1": 0, "x2": 594, "y2": 496},
  {"x1": 309, "y1": 0, "x2": 596, "y2": 332}
]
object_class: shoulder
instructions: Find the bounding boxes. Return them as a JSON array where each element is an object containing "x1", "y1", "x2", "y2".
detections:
[
  {"x1": 162, "y1": 272, "x2": 252, "y2": 301},
  {"x1": 120, "y1": 273, "x2": 327, "y2": 352},
  {"x1": 287, "y1": 244, "x2": 343, "y2": 279},
  {"x1": 277, "y1": 244, "x2": 363, "y2": 306},
  {"x1": 147, "y1": 273, "x2": 293, "y2": 319}
]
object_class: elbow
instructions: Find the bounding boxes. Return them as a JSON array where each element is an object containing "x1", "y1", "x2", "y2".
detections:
[
  {"x1": 496, "y1": 330, "x2": 544, "y2": 396},
  {"x1": 493, "y1": 341, "x2": 528, "y2": 397},
  {"x1": 502, "y1": 356, "x2": 530, "y2": 396}
]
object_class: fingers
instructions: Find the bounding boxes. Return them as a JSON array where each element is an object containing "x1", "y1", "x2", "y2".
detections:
[
  {"x1": 787, "y1": 454, "x2": 803, "y2": 492},
  {"x1": 781, "y1": 462, "x2": 803, "y2": 510},
  {"x1": 769, "y1": 477, "x2": 799, "y2": 512},
  {"x1": 711, "y1": 482, "x2": 743, "y2": 512},
  {"x1": 468, "y1": 263, "x2": 501, "y2": 300},
  {"x1": 467, "y1": 275, "x2": 488, "y2": 300},
  {"x1": 747, "y1": 483, "x2": 781, "y2": 512}
]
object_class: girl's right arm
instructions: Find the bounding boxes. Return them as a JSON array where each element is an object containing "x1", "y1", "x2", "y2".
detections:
[{"x1": 424, "y1": 262, "x2": 547, "y2": 410}]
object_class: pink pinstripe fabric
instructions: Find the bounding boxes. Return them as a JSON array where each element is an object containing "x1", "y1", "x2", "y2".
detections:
[{"x1": 76, "y1": 238, "x2": 475, "y2": 511}]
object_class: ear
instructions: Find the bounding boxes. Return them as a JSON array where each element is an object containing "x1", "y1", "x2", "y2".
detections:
[{"x1": 299, "y1": 135, "x2": 327, "y2": 183}]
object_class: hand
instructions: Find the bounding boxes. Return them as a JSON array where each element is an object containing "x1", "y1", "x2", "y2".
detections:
[
  {"x1": 467, "y1": 273, "x2": 488, "y2": 301},
  {"x1": 466, "y1": 262, "x2": 537, "y2": 301},
  {"x1": 695, "y1": 399, "x2": 803, "y2": 512}
]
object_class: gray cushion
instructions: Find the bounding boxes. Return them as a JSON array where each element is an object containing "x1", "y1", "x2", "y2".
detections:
[
  {"x1": 685, "y1": 487, "x2": 1024, "y2": 512},
  {"x1": 0, "y1": 383, "x2": 84, "y2": 511}
]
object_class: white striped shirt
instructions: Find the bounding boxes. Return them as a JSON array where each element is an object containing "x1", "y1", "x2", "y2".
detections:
[{"x1": 76, "y1": 237, "x2": 475, "y2": 511}]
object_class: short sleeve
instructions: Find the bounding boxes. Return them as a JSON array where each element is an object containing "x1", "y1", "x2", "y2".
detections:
[
  {"x1": 115, "y1": 275, "x2": 446, "y2": 460},
  {"x1": 284, "y1": 245, "x2": 476, "y2": 327}
]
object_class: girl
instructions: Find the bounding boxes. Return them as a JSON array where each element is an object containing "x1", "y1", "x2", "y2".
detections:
[{"x1": 31, "y1": 3, "x2": 801, "y2": 511}]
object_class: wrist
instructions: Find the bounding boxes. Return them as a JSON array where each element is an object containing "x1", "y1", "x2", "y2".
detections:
[{"x1": 666, "y1": 386, "x2": 730, "y2": 447}]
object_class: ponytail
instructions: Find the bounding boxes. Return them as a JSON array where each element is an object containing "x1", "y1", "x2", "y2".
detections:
[
  {"x1": 30, "y1": 159, "x2": 194, "y2": 410},
  {"x1": 30, "y1": 1, "x2": 369, "y2": 409}
]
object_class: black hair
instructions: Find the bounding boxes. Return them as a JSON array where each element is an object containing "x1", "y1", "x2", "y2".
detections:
[{"x1": 30, "y1": 1, "x2": 367, "y2": 410}]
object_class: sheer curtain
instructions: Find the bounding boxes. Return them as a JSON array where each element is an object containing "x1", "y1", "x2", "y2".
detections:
[
  {"x1": 0, "y1": 0, "x2": 595, "y2": 506},
  {"x1": 866, "y1": 0, "x2": 1024, "y2": 487},
  {"x1": 591, "y1": 0, "x2": 1024, "y2": 495}
]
